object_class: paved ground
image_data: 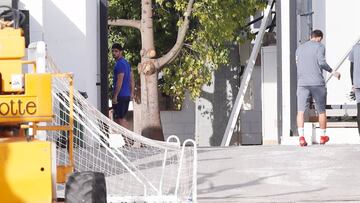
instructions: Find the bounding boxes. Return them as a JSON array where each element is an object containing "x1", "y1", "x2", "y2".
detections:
[{"x1": 197, "y1": 145, "x2": 360, "y2": 203}]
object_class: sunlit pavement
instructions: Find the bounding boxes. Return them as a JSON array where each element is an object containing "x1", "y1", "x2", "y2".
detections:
[{"x1": 198, "y1": 145, "x2": 360, "y2": 203}]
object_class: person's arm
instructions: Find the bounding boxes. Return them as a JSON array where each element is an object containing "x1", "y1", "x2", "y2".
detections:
[
  {"x1": 112, "y1": 73, "x2": 124, "y2": 104},
  {"x1": 351, "y1": 62, "x2": 354, "y2": 85},
  {"x1": 349, "y1": 62, "x2": 356, "y2": 101},
  {"x1": 349, "y1": 48, "x2": 354, "y2": 85},
  {"x1": 349, "y1": 48, "x2": 356, "y2": 100},
  {"x1": 317, "y1": 45, "x2": 333, "y2": 73},
  {"x1": 130, "y1": 69, "x2": 135, "y2": 100},
  {"x1": 317, "y1": 45, "x2": 341, "y2": 79},
  {"x1": 112, "y1": 63, "x2": 125, "y2": 104}
]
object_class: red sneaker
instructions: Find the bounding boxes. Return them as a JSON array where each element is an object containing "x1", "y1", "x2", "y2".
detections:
[
  {"x1": 320, "y1": 136, "x2": 329, "y2": 145},
  {"x1": 299, "y1": 136, "x2": 308, "y2": 147}
]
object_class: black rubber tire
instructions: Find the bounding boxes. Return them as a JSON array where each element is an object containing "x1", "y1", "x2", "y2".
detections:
[{"x1": 65, "y1": 171, "x2": 107, "y2": 203}]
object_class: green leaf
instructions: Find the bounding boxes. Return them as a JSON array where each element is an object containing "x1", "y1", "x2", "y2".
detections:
[{"x1": 108, "y1": 0, "x2": 266, "y2": 108}]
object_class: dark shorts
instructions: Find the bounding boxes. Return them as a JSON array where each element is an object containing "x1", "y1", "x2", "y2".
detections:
[
  {"x1": 113, "y1": 96, "x2": 130, "y2": 119},
  {"x1": 297, "y1": 86, "x2": 327, "y2": 113}
]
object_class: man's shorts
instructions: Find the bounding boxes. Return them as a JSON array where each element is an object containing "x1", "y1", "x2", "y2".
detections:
[
  {"x1": 297, "y1": 86, "x2": 327, "y2": 113},
  {"x1": 113, "y1": 96, "x2": 130, "y2": 119}
]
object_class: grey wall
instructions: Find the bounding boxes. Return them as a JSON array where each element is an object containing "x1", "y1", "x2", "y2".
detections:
[
  {"x1": 239, "y1": 66, "x2": 262, "y2": 145},
  {"x1": 195, "y1": 44, "x2": 241, "y2": 146},
  {"x1": 160, "y1": 93, "x2": 195, "y2": 143},
  {"x1": 195, "y1": 44, "x2": 263, "y2": 146}
]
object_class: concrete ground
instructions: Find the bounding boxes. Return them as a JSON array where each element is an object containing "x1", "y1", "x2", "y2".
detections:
[{"x1": 197, "y1": 145, "x2": 360, "y2": 203}]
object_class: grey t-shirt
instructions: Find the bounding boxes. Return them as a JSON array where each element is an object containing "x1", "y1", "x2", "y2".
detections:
[
  {"x1": 296, "y1": 41, "x2": 333, "y2": 86},
  {"x1": 349, "y1": 43, "x2": 360, "y2": 88}
]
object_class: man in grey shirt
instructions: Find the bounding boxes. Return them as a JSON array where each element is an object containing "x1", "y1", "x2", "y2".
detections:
[
  {"x1": 349, "y1": 43, "x2": 360, "y2": 136},
  {"x1": 296, "y1": 30, "x2": 341, "y2": 146}
]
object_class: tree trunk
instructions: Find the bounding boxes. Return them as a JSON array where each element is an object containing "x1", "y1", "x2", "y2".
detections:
[
  {"x1": 133, "y1": 101, "x2": 142, "y2": 134},
  {"x1": 139, "y1": 0, "x2": 164, "y2": 141},
  {"x1": 140, "y1": 72, "x2": 164, "y2": 140}
]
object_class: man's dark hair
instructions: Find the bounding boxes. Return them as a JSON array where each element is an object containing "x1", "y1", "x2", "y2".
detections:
[
  {"x1": 311, "y1": 30, "x2": 323, "y2": 39},
  {"x1": 112, "y1": 43, "x2": 123, "y2": 51}
]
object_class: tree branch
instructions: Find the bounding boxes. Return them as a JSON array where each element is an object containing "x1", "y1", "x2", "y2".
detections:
[
  {"x1": 108, "y1": 19, "x2": 141, "y2": 30},
  {"x1": 155, "y1": 0, "x2": 195, "y2": 69}
]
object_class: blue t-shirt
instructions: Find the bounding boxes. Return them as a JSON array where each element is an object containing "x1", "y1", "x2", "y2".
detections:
[{"x1": 113, "y1": 57, "x2": 131, "y2": 97}]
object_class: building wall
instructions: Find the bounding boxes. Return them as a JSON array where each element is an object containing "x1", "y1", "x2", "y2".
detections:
[
  {"x1": 195, "y1": 44, "x2": 263, "y2": 146},
  {"x1": 313, "y1": 0, "x2": 360, "y2": 106},
  {"x1": 195, "y1": 76, "x2": 214, "y2": 146},
  {"x1": 160, "y1": 94, "x2": 195, "y2": 143},
  {"x1": 278, "y1": 0, "x2": 299, "y2": 140},
  {"x1": 261, "y1": 46, "x2": 279, "y2": 144},
  {"x1": 195, "y1": 45, "x2": 242, "y2": 146},
  {"x1": 239, "y1": 66, "x2": 262, "y2": 145},
  {"x1": 0, "y1": 0, "x2": 11, "y2": 6},
  {"x1": 19, "y1": 0, "x2": 100, "y2": 108}
]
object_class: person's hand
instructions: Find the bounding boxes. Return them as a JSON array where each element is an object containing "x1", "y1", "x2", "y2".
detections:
[
  {"x1": 332, "y1": 71, "x2": 341, "y2": 80},
  {"x1": 112, "y1": 97, "x2": 118, "y2": 105},
  {"x1": 349, "y1": 90, "x2": 356, "y2": 101}
]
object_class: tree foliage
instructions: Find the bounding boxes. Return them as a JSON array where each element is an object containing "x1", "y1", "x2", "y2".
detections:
[{"x1": 108, "y1": 0, "x2": 265, "y2": 108}]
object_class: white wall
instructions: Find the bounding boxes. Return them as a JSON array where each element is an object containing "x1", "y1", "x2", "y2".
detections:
[
  {"x1": 280, "y1": 0, "x2": 293, "y2": 140},
  {"x1": 0, "y1": 0, "x2": 11, "y2": 7},
  {"x1": 19, "y1": 0, "x2": 100, "y2": 108},
  {"x1": 261, "y1": 46, "x2": 278, "y2": 144},
  {"x1": 313, "y1": 0, "x2": 360, "y2": 105}
]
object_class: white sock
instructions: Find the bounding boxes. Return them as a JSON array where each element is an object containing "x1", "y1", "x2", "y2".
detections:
[
  {"x1": 319, "y1": 129, "x2": 326, "y2": 136},
  {"x1": 298, "y1": 128, "x2": 304, "y2": 137}
]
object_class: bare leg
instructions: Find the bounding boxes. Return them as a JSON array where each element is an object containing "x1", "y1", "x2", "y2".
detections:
[
  {"x1": 115, "y1": 118, "x2": 133, "y2": 146},
  {"x1": 318, "y1": 112, "x2": 330, "y2": 144},
  {"x1": 297, "y1": 111, "x2": 305, "y2": 128},
  {"x1": 297, "y1": 111, "x2": 307, "y2": 146},
  {"x1": 318, "y1": 112, "x2": 327, "y2": 130},
  {"x1": 115, "y1": 118, "x2": 129, "y2": 129}
]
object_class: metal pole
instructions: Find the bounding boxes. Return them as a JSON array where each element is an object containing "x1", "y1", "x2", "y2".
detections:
[
  {"x1": 325, "y1": 36, "x2": 360, "y2": 84},
  {"x1": 68, "y1": 74, "x2": 75, "y2": 167}
]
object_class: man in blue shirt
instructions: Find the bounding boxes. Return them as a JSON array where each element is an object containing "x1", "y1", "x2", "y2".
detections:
[{"x1": 111, "y1": 43, "x2": 134, "y2": 128}]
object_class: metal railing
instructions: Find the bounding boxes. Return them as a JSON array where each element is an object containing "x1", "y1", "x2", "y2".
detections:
[{"x1": 326, "y1": 36, "x2": 360, "y2": 84}]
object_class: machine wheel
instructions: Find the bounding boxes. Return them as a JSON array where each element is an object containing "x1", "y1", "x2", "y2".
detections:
[{"x1": 65, "y1": 171, "x2": 107, "y2": 203}]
